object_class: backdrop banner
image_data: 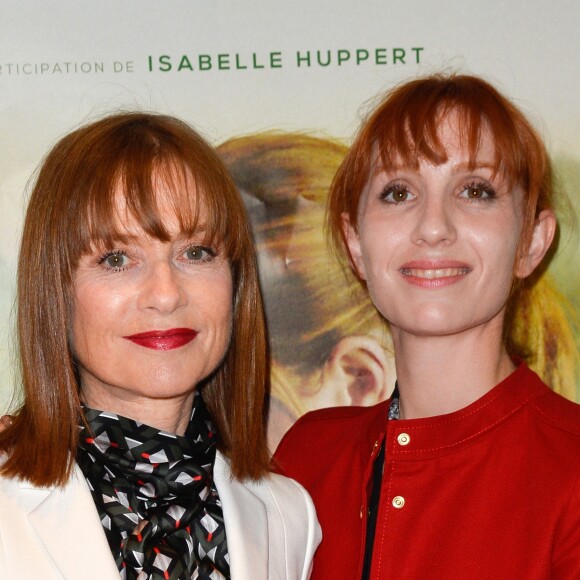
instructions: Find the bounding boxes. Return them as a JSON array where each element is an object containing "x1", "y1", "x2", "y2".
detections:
[{"x1": 1, "y1": 0, "x2": 578, "y2": 447}]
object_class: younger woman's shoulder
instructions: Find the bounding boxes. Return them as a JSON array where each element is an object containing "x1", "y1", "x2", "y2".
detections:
[
  {"x1": 278, "y1": 400, "x2": 390, "y2": 454},
  {"x1": 530, "y1": 385, "x2": 580, "y2": 438},
  {"x1": 292, "y1": 399, "x2": 390, "y2": 426},
  {"x1": 275, "y1": 399, "x2": 389, "y2": 461}
]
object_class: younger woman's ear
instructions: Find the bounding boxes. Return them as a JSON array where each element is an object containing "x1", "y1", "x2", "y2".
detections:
[
  {"x1": 316, "y1": 335, "x2": 395, "y2": 408},
  {"x1": 341, "y1": 212, "x2": 367, "y2": 280},
  {"x1": 515, "y1": 209, "x2": 557, "y2": 278}
]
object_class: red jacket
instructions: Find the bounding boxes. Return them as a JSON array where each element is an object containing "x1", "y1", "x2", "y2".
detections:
[{"x1": 274, "y1": 363, "x2": 580, "y2": 579}]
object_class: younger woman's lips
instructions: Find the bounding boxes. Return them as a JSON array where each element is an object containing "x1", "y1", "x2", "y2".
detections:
[
  {"x1": 123, "y1": 328, "x2": 198, "y2": 351},
  {"x1": 399, "y1": 260, "x2": 471, "y2": 288}
]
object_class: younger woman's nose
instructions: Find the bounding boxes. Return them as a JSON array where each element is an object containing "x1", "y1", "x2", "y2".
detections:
[{"x1": 411, "y1": 195, "x2": 457, "y2": 246}]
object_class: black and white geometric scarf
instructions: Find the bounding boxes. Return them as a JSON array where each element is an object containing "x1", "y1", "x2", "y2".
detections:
[
  {"x1": 76, "y1": 394, "x2": 230, "y2": 579},
  {"x1": 388, "y1": 382, "x2": 401, "y2": 420}
]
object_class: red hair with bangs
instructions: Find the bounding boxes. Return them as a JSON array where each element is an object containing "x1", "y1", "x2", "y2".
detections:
[
  {"x1": 329, "y1": 73, "x2": 554, "y2": 269},
  {"x1": 0, "y1": 112, "x2": 269, "y2": 485}
]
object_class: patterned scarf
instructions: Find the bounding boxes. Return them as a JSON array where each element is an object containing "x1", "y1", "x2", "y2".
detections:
[
  {"x1": 388, "y1": 382, "x2": 401, "y2": 420},
  {"x1": 76, "y1": 394, "x2": 230, "y2": 580}
]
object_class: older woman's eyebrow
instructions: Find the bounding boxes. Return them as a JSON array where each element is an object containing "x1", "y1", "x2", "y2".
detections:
[
  {"x1": 102, "y1": 222, "x2": 211, "y2": 242},
  {"x1": 174, "y1": 225, "x2": 213, "y2": 240}
]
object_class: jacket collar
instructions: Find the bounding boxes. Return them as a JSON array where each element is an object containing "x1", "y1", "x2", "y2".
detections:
[
  {"x1": 214, "y1": 451, "x2": 269, "y2": 579},
  {"x1": 20, "y1": 464, "x2": 120, "y2": 579},
  {"x1": 4, "y1": 452, "x2": 272, "y2": 579},
  {"x1": 386, "y1": 362, "x2": 546, "y2": 459}
]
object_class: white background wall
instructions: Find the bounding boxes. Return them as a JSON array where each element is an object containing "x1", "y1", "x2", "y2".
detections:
[{"x1": 1, "y1": 0, "x2": 578, "y2": 410}]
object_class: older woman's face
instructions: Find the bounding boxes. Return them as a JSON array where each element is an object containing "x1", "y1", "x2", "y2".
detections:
[
  {"x1": 345, "y1": 114, "x2": 526, "y2": 341},
  {"x1": 71, "y1": 183, "x2": 233, "y2": 412}
]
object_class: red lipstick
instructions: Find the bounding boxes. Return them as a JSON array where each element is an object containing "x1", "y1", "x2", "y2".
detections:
[
  {"x1": 399, "y1": 260, "x2": 471, "y2": 289},
  {"x1": 123, "y1": 328, "x2": 198, "y2": 351}
]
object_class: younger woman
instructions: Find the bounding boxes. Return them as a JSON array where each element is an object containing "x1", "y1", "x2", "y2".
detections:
[{"x1": 275, "y1": 74, "x2": 580, "y2": 578}]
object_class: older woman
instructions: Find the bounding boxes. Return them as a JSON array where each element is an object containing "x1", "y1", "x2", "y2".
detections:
[
  {"x1": 275, "y1": 74, "x2": 580, "y2": 578},
  {"x1": 0, "y1": 113, "x2": 320, "y2": 579}
]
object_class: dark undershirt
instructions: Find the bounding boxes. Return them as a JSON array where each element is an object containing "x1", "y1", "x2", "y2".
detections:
[{"x1": 361, "y1": 387, "x2": 399, "y2": 580}]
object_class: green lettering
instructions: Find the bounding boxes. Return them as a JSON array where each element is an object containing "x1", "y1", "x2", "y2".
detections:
[
  {"x1": 198, "y1": 55, "x2": 212, "y2": 71},
  {"x1": 270, "y1": 52, "x2": 282, "y2": 68},
  {"x1": 178, "y1": 55, "x2": 194, "y2": 71},
  {"x1": 158, "y1": 55, "x2": 172, "y2": 72},
  {"x1": 218, "y1": 54, "x2": 230, "y2": 70},
  {"x1": 393, "y1": 48, "x2": 406, "y2": 64},
  {"x1": 317, "y1": 50, "x2": 331, "y2": 67},
  {"x1": 337, "y1": 50, "x2": 350, "y2": 65},
  {"x1": 252, "y1": 53, "x2": 265, "y2": 69},
  {"x1": 356, "y1": 49, "x2": 369, "y2": 65},
  {"x1": 235, "y1": 54, "x2": 248, "y2": 70},
  {"x1": 296, "y1": 51, "x2": 311, "y2": 67},
  {"x1": 412, "y1": 47, "x2": 424, "y2": 63}
]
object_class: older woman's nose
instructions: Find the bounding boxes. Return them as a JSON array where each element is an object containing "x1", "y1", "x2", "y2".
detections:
[
  {"x1": 138, "y1": 262, "x2": 185, "y2": 313},
  {"x1": 411, "y1": 195, "x2": 457, "y2": 246}
]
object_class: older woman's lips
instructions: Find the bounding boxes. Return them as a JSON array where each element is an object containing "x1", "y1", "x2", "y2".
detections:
[
  {"x1": 400, "y1": 260, "x2": 471, "y2": 288},
  {"x1": 123, "y1": 328, "x2": 198, "y2": 351}
]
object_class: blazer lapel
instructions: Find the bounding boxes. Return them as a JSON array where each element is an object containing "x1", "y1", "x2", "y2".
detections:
[
  {"x1": 214, "y1": 452, "x2": 269, "y2": 580},
  {"x1": 26, "y1": 465, "x2": 120, "y2": 579}
]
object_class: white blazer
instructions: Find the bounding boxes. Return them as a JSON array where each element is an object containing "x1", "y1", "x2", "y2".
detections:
[{"x1": 0, "y1": 452, "x2": 321, "y2": 580}]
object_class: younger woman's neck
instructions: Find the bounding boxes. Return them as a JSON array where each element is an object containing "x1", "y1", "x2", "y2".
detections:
[{"x1": 392, "y1": 331, "x2": 516, "y2": 420}]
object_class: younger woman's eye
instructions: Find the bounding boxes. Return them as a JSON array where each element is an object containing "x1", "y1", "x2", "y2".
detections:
[
  {"x1": 98, "y1": 251, "x2": 129, "y2": 270},
  {"x1": 459, "y1": 181, "x2": 497, "y2": 200},
  {"x1": 380, "y1": 183, "x2": 415, "y2": 204},
  {"x1": 183, "y1": 245, "x2": 216, "y2": 262}
]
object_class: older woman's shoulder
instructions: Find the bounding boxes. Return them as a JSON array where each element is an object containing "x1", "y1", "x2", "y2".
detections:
[
  {"x1": 0, "y1": 453, "x2": 18, "y2": 492},
  {"x1": 214, "y1": 451, "x2": 320, "y2": 532},
  {"x1": 215, "y1": 450, "x2": 318, "y2": 509},
  {"x1": 213, "y1": 451, "x2": 321, "y2": 579}
]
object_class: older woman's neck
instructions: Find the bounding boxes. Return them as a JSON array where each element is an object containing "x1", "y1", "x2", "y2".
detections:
[
  {"x1": 80, "y1": 386, "x2": 195, "y2": 436},
  {"x1": 391, "y1": 328, "x2": 516, "y2": 420}
]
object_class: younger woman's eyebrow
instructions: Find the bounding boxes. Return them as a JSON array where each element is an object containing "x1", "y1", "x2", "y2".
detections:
[{"x1": 451, "y1": 161, "x2": 497, "y2": 173}]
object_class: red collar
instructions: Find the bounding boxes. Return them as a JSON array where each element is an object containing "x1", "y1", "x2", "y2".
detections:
[{"x1": 385, "y1": 362, "x2": 546, "y2": 460}]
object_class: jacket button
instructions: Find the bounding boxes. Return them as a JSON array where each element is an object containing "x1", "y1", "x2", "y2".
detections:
[
  {"x1": 392, "y1": 496, "x2": 405, "y2": 509},
  {"x1": 397, "y1": 433, "x2": 410, "y2": 446},
  {"x1": 360, "y1": 506, "x2": 364, "y2": 519}
]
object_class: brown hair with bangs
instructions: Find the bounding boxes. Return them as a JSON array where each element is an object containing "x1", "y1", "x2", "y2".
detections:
[
  {"x1": 329, "y1": 73, "x2": 555, "y2": 270},
  {"x1": 0, "y1": 112, "x2": 270, "y2": 485}
]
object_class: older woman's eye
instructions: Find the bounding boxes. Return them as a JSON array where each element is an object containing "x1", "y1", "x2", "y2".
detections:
[
  {"x1": 98, "y1": 251, "x2": 129, "y2": 270},
  {"x1": 460, "y1": 181, "x2": 497, "y2": 200},
  {"x1": 380, "y1": 183, "x2": 415, "y2": 204},
  {"x1": 184, "y1": 246, "x2": 215, "y2": 263}
]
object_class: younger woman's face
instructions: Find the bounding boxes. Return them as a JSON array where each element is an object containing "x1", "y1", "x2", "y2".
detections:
[
  {"x1": 344, "y1": 114, "x2": 532, "y2": 342},
  {"x1": 71, "y1": 181, "x2": 233, "y2": 415}
]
